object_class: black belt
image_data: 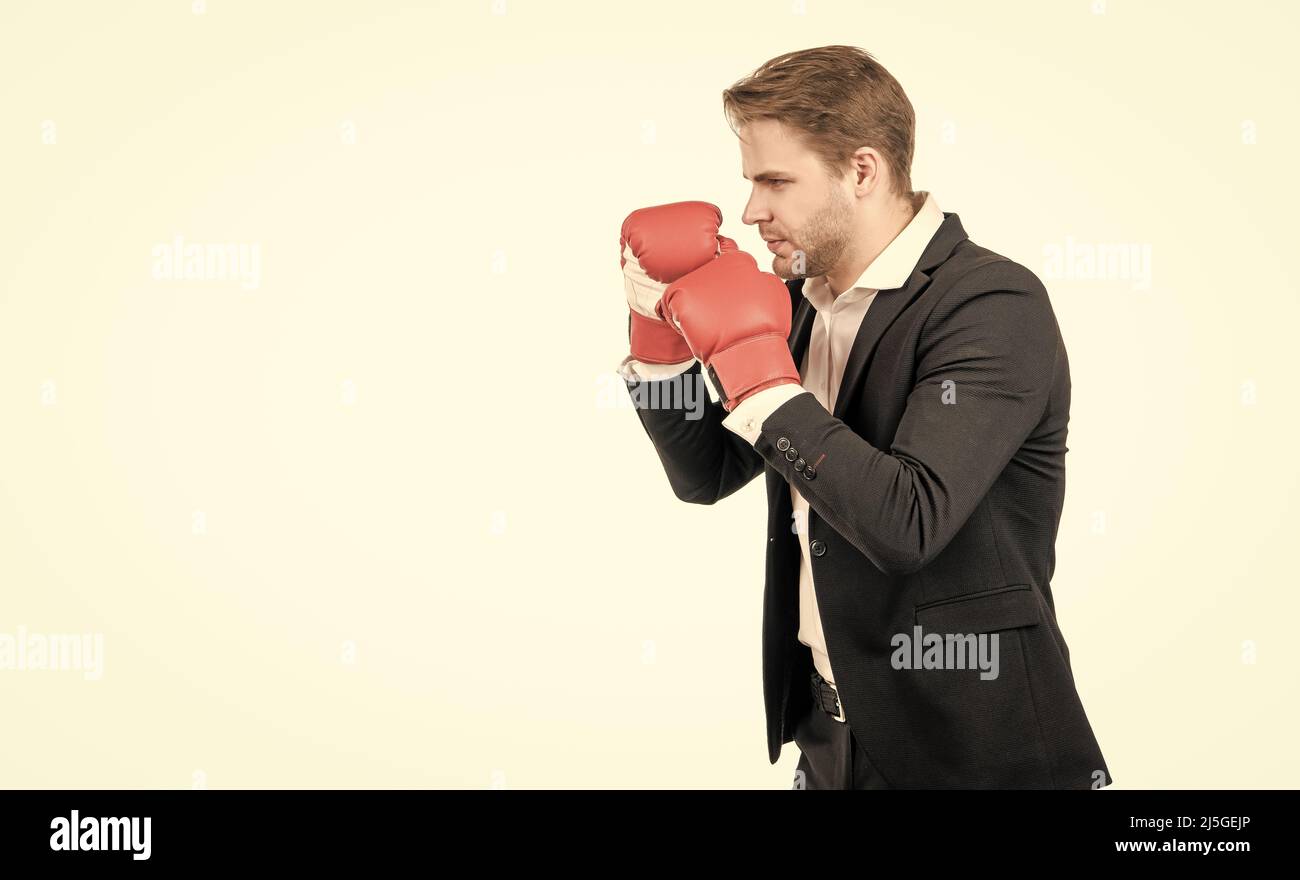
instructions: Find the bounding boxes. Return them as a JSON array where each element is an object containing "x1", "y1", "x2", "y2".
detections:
[{"x1": 810, "y1": 669, "x2": 845, "y2": 723}]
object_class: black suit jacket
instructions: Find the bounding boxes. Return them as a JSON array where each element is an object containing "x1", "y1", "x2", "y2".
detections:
[{"x1": 624, "y1": 212, "x2": 1111, "y2": 789}]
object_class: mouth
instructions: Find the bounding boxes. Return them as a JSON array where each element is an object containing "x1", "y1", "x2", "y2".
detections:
[{"x1": 766, "y1": 239, "x2": 786, "y2": 253}]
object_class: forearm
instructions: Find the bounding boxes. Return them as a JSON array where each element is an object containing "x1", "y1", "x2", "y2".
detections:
[
  {"x1": 624, "y1": 361, "x2": 765, "y2": 504},
  {"x1": 741, "y1": 390, "x2": 933, "y2": 574}
]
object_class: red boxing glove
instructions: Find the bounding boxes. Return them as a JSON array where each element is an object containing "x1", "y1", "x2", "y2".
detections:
[
  {"x1": 620, "y1": 201, "x2": 733, "y2": 365},
  {"x1": 658, "y1": 250, "x2": 800, "y2": 411}
]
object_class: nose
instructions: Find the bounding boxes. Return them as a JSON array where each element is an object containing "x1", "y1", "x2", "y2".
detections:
[{"x1": 741, "y1": 187, "x2": 770, "y2": 227}]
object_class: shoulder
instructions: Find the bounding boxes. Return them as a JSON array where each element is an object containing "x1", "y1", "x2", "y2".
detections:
[
  {"x1": 922, "y1": 240, "x2": 1059, "y2": 342},
  {"x1": 939, "y1": 240, "x2": 1047, "y2": 298}
]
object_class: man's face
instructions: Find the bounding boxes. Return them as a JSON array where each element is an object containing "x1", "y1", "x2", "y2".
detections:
[{"x1": 739, "y1": 118, "x2": 853, "y2": 280}]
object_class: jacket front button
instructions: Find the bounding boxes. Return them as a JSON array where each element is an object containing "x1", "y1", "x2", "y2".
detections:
[
  {"x1": 776, "y1": 437, "x2": 791, "y2": 452},
  {"x1": 810, "y1": 540, "x2": 826, "y2": 557}
]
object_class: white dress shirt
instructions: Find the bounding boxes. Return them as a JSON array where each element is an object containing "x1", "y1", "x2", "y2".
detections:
[{"x1": 619, "y1": 193, "x2": 944, "y2": 686}]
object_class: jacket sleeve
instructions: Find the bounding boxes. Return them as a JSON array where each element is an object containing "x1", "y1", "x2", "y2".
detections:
[
  {"x1": 624, "y1": 359, "x2": 766, "y2": 505},
  {"x1": 741, "y1": 263, "x2": 1063, "y2": 574}
]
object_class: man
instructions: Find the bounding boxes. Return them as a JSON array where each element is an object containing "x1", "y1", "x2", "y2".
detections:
[{"x1": 617, "y1": 45, "x2": 1111, "y2": 789}]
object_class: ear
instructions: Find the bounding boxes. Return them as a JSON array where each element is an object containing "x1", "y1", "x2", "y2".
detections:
[{"x1": 849, "y1": 147, "x2": 884, "y2": 195}]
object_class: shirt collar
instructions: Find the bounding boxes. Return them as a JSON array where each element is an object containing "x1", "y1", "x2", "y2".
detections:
[{"x1": 803, "y1": 191, "x2": 944, "y2": 311}]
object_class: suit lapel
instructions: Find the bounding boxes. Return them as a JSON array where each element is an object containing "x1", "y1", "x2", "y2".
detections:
[
  {"x1": 780, "y1": 213, "x2": 969, "y2": 421},
  {"x1": 830, "y1": 267, "x2": 924, "y2": 420},
  {"x1": 787, "y1": 277, "x2": 815, "y2": 373},
  {"x1": 830, "y1": 213, "x2": 970, "y2": 420}
]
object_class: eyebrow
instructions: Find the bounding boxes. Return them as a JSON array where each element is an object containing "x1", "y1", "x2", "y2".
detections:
[{"x1": 743, "y1": 171, "x2": 794, "y2": 181}]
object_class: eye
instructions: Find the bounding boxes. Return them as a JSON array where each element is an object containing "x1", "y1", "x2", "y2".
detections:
[{"x1": 769, "y1": 179, "x2": 788, "y2": 188}]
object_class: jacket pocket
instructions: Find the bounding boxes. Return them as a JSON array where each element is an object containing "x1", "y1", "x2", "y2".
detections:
[{"x1": 913, "y1": 584, "x2": 1041, "y2": 633}]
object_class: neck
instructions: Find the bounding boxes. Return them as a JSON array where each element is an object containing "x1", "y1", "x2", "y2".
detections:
[{"x1": 825, "y1": 192, "x2": 922, "y2": 298}]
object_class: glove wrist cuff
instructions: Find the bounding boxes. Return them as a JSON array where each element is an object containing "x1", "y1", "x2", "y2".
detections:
[
  {"x1": 629, "y1": 309, "x2": 694, "y2": 364},
  {"x1": 705, "y1": 334, "x2": 800, "y2": 412}
]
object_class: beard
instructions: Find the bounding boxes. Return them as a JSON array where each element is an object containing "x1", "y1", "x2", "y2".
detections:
[{"x1": 770, "y1": 185, "x2": 854, "y2": 281}]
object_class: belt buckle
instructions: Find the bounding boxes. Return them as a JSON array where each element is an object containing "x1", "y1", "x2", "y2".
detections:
[
  {"x1": 827, "y1": 681, "x2": 846, "y2": 723},
  {"x1": 814, "y1": 672, "x2": 846, "y2": 723}
]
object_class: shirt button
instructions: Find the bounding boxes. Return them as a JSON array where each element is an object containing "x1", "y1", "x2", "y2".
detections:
[
  {"x1": 810, "y1": 540, "x2": 826, "y2": 557},
  {"x1": 776, "y1": 437, "x2": 791, "y2": 452}
]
